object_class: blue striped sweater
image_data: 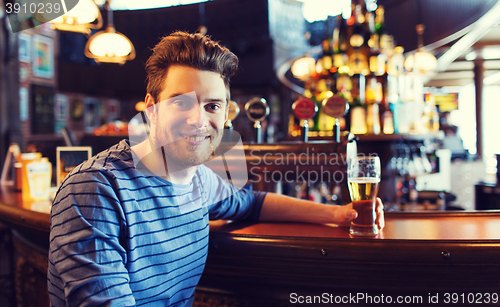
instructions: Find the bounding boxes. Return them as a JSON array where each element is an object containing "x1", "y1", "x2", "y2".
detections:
[{"x1": 47, "y1": 140, "x2": 265, "y2": 307}]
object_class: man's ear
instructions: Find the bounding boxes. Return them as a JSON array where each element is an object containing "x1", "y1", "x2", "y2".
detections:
[
  {"x1": 224, "y1": 101, "x2": 229, "y2": 123},
  {"x1": 144, "y1": 93, "x2": 156, "y2": 122}
]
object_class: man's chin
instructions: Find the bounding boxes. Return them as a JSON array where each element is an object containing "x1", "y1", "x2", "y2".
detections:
[
  {"x1": 162, "y1": 136, "x2": 222, "y2": 168},
  {"x1": 166, "y1": 151, "x2": 213, "y2": 169}
]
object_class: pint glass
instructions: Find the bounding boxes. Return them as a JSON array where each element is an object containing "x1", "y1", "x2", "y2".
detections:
[{"x1": 347, "y1": 156, "x2": 380, "y2": 236}]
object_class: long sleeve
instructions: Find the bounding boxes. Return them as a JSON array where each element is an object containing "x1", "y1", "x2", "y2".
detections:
[
  {"x1": 48, "y1": 140, "x2": 211, "y2": 307},
  {"x1": 48, "y1": 169, "x2": 136, "y2": 307}
]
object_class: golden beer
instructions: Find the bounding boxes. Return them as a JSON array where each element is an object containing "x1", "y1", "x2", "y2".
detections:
[{"x1": 348, "y1": 177, "x2": 380, "y2": 236}]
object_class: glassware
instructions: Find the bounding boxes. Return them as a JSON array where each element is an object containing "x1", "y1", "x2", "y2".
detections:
[{"x1": 347, "y1": 156, "x2": 381, "y2": 236}]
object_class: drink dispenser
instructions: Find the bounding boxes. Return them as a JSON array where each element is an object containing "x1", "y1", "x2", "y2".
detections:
[
  {"x1": 291, "y1": 97, "x2": 317, "y2": 142},
  {"x1": 245, "y1": 98, "x2": 269, "y2": 144}
]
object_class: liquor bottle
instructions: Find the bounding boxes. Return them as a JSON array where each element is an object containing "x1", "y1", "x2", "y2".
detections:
[
  {"x1": 367, "y1": 10, "x2": 379, "y2": 53},
  {"x1": 313, "y1": 46, "x2": 332, "y2": 133},
  {"x1": 364, "y1": 75, "x2": 380, "y2": 134},
  {"x1": 349, "y1": 3, "x2": 365, "y2": 49},
  {"x1": 411, "y1": 144, "x2": 425, "y2": 176},
  {"x1": 399, "y1": 145, "x2": 413, "y2": 210},
  {"x1": 331, "y1": 184, "x2": 343, "y2": 205},
  {"x1": 419, "y1": 144, "x2": 433, "y2": 173},
  {"x1": 391, "y1": 96, "x2": 406, "y2": 134},
  {"x1": 320, "y1": 40, "x2": 333, "y2": 72},
  {"x1": 365, "y1": 74, "x2": 383, "y2": 103},
  {"x1": 350, "y1": 98, "x2": 367, "y2": 134},
  {"x1": 366, "y1": 103, "x2": 380, "y2": 134},
  {"x1": 375, "y1": 6, "x2": 388, "y2": 50},
  {"x1": 347, "y1": 2, "x2": 370, "y2": 76},
  {"x1": 288, "y1": 113, "x2": 299, "y2": 136},
  {"x1": 408, "y1": 179, "x2": 418, "y2": 211},
  {"x1": 393, "y1": 143, "x2": 405, "y2": 210},
  {"x1": 422, "y1": 97, "x2": 440, "y2": 133},
  {"x1": 381, "y1": 100, "x2": 395, "y2": 134},
  {"x1": 349, "y1": 74, "x2": 367, "y2": 134},
  {"x1": 319, "y1": 182, "x2": 330, "y2": 204},
  {"x1": 333, "y1": 14, "x2": 347, "y2": 55},
  {"x1": 437, "y1": 191, "x2": 446, "y2": 211},
  {"x1": 337, "y1": 14, "x2": 349, "y2": 54}
]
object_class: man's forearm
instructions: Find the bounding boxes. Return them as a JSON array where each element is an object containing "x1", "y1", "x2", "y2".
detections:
[{"x1": 258, "y1": 193, "x2": 355, "y2": 225}]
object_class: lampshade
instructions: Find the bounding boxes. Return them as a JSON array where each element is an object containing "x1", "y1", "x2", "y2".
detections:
[
  {"x1": 404, "y1": 50, "x2": 437, "y2": 73},
  {"x1": 404, "y1": 24, "x2": 437, "y2": 74},
  {"x1": 38, "y1": 0, "x2": 103, "y2": 34},
  {"x1": 84, "y1": 25, "x2": 136, "y2": 64},
  {"x1": 414, "y1": 51, "x2": 438, "y2": 71}
]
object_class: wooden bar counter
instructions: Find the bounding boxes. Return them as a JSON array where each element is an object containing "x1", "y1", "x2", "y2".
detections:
[
  {"x1": 1, "y1": 186, "x2": 500, "y2": 306},
  {"x1": 198, "y1": 212, "x2": 500, "y2": 305}
]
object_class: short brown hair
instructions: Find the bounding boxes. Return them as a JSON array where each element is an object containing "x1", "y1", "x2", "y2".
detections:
[{"x1": 145, "y1": 31, "x2": 239, "y2": 104}]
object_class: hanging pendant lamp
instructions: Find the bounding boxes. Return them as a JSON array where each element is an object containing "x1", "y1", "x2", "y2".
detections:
[
  {"x1": 84, "y1": 0, "x2": 135, "y2": 64},
  {"x1": 404, "y1": 24, "x2": 437, "y2": 74},
  {"x1": 37, "y1": 0, "x2": 103, "y2": 35}
]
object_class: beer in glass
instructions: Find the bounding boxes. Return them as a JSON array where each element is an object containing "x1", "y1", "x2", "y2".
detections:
[{"x1": 347, "y1": 156, "x2": 380, "y2": 236}]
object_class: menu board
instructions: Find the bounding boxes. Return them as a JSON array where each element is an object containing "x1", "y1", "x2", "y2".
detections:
[
  {"x1": 56, "y1": 147, "x2": 92, "y2": 186},
  {"x1": 426, "y1": 93, "x2": 459, "y2": 112}
]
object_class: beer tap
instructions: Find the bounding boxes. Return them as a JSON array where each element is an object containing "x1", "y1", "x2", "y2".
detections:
[
  {"x1": 291, "y1": 97, "x2": 317, "y2": 142},
  {"x1": 225, "y1": 100, "x2": 240, "y2": 130},
  {"x1": 322, "y1": 95, "x2": 349, "y2": 143},
  {"x1": 225, "y1": 100, "x2": 240, "y2": 142},
  {"x1": 245, "y1": 98, "x2": 270, "y2": 144}
]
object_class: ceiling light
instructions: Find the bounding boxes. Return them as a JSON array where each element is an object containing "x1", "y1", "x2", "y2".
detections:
[
  {"x1": 84, "y1": 1, "x2": 135, "y2": 64},
  {"x1": 37, "y1": 0, "x2": 103, "y2": 35},
  {"x1": 301, "y1": 0, "x2": 349, "y2": 23},
  {"x1": 85, "y1": 27, "x2": 135, "y2": 64},
  {"x1": 404, "y1": 24, "x2": 437, "y2": 73}
]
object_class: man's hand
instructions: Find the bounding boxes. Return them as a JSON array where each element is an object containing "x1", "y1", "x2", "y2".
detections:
[
  {"x1": 333, "y1": 198, "x2": 385, "y2": 230},
  {"x1": 259, "y1": 194, "x2": 385, "y2": 231}
]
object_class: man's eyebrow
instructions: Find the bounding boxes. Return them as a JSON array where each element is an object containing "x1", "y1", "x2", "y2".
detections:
[
  {"x1": 165, "y1": 93, "x2": 188, "y2": 100},
  {"x1": 203, "y1": 98, "x2": 225, "y2": 103}
]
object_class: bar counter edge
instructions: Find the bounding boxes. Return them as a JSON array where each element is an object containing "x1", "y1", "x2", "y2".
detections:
[{"x1": 1, "y1": 188, "x2": 500, "y2": 306}]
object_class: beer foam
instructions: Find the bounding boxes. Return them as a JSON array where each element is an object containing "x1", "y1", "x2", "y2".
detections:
[{"x1": 348, "y1": 177, "x2": 380, "y2": 183}]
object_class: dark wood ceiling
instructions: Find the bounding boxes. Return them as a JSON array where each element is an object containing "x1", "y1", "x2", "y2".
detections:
[{"x1": 57, "y1": 0, "x2": 276, "y2": 101}]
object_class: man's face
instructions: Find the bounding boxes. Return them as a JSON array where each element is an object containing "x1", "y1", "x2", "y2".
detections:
[{"x1": 147, "y1": 65, "x2": 228, "y2": 169}]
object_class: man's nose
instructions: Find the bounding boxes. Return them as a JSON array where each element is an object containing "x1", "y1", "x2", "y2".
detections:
[{"x1": 186, "y1": 104, "x2": 206, "y2": 128}]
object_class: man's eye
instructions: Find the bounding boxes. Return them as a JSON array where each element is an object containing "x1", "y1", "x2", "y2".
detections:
[
  {"x1": 206, "y1": 104, "x2": 221, "y2": 111},
  {"x1": 175, "y1": 100, "x2": 187, "y2": 106}
]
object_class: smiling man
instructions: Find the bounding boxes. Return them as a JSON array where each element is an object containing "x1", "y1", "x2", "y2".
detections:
[
  {"x1": 132, "y1": 67, "x2": 229, "y2": 183},
  {"x1": 47, "y1": 31, "x2": 384, "y2": 307}
]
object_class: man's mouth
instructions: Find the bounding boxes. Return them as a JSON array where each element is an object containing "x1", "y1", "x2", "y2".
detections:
[
  {"x1": 184, "y1": 135, "x2": 210, "y2": 142},
  {"x1": 180, "y1": 133, "x2": 212, "y2": 145}
]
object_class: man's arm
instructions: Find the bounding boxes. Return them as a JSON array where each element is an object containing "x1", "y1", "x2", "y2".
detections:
[
  {"x1": 258, "y1": 193, "x2": 385, "y2": 229},
  {"x1": 48, "y1": 170, "x2": 135, "y2": 307}
]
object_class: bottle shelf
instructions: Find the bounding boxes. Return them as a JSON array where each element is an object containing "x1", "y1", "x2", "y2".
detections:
[{"x1": 288, "y1": 131, "x2": 443, "y2": 142}]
